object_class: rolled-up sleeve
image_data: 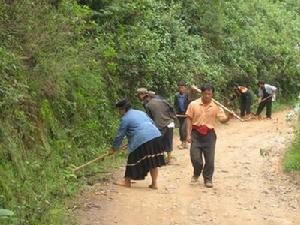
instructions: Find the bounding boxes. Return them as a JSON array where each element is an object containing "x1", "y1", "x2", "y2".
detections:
[
  {"x1": 185, "y1": 103, "x2": 194, "y2": 118},
  {"x1": 112, "y1": 117, "x2": 128, "y2": 150}
]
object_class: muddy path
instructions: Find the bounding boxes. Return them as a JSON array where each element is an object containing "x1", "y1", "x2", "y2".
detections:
[{"x1": 75, "y1": 111, "x2": 300, "y2": 225}]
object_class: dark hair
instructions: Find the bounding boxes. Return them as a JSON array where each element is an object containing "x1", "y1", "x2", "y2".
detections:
[
  {"x1": 115, "y1": 99, "x2": 132, "y2": 112},
  {"x1": 258, "y1": 80, "x2": 265, "y2": 85},
  {"x1": 200, "y1": 84, "x2": 215, "y2": 93},
  {"x1": 177, "y1": 81, "x2": 186, "y2": 87}
]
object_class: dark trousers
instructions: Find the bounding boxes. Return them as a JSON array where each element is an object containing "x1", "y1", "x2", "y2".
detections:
[
  {"x1": 160, "y1": 127, "x2": 173, "y2": 152},
  {"x1": 178, "y1": 117, "x2": 187, "y2": 142},
  {"x1": 240, "y1": 93, "x2": 252, "y2": 117},
  {"x1": 256, "y1": 100, "x2": 272, "y2": 118},
  {"x1": 190, "y1": 130, "x2": 216, "y2": 182}
]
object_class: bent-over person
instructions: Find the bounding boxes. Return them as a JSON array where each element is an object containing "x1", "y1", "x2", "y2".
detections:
[
  {"x1": 143, "y1": 94, "x2": 177, "y2": 164},
  {"x1": 256, "y1": 81, "x2": 277, "y2": 119},
  {"x1": 233, "y1": 84, "x2": 253, "y2": 118},
  {"x1": 109, "y1": 100, "x2": 165, "y2": 189}
]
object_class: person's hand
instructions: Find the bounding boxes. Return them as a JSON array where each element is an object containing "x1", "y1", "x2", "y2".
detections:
[
  {"x1": 191, "y1": 85, "x2": 201, "y2": 93},
  {"x1": 257, "y1": 98, "x2": 262, "y2": 104},
  {"x1": 187, "y1": 135, "x2": 192, "y2": 144}
]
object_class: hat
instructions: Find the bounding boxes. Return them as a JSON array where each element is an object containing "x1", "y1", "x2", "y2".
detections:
[
  {"x1": 258, "y1": 80, "x2": 265, "y2": 85},
  {"x1": 136, "y1": 87, "x2": 148, "y2": 95}
]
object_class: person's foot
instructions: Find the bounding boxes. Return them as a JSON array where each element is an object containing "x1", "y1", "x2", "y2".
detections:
[
  {"x1": 166, "y1": 152, "x2": 173, "y2": 165},
  {"x1": 266, "y1": 117, "x2": 272, "y2": 120},
  {"x1": 182, "y1": 142, "x2": 188, "y2": 149},
  {"x1": 148, "y1": 184, "x2": 158, "y2": 189},
  {"x1": 255, "y1": 115, "x2": 262, "y2": 120},
  {"x1": 113, "y1": 180, "x2": 131, "y2": 188},
  {"x1": 204, "y1": 180, "x2": 213, "y2": 188},
  {"x1": 190, "y1": 176, "x2": 199, "y2": 184}
]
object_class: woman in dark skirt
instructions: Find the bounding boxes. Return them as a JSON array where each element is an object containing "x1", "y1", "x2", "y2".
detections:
[{"x1": 109, "y1": 99, "x2": 166, "y2": 189}]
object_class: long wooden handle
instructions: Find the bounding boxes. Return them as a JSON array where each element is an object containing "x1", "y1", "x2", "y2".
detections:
[
  {"x1": 255, "y1": 95, "x2": 273, "y2": 106},
  {"x1": 73, "y1": 153, "x2": 110, "y2": 172},
  {"x1": 73, "y1": 145, "x2": 127, "y2": 172},
  {"x1": 192, "y1": 85, "x2": 244, "y2": 122},
  {"x1": 212, "y1": 99, "x2": 244, "y2": 122}
]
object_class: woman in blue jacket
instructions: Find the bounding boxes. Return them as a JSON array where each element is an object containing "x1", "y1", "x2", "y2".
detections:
[{"x1": 109, "y1": 99, "x2": 165, "y2": 189}]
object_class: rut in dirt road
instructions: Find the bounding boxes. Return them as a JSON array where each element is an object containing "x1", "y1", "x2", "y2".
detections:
[{"x1": 76, "y1": 112, "x2": 300, "y2": 225}]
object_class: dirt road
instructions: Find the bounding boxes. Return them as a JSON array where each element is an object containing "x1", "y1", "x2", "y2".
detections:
[{"x1": 76, "y1": 111, "x2": 300, "y2": 225}]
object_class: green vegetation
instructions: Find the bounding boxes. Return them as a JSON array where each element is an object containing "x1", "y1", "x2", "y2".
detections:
[
  {"x1": 284, "y1": 129, "x2": 300, "y2": 172},
  {"x1": 272, "y1": 99, "x2": 298, "y2": 113},
  {"x1": 0, "y1": 0, "x2": 300, "y2": 224},
  {"x1": 284, "y1": 100, "x2": 300, "y2": 172}
]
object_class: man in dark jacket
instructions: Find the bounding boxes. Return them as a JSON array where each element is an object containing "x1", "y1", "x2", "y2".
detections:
[
  {"x1": 143, "y1": 94, "x2": 177, "y2": 164},
  {"x1": 174, "y1": 81, "x2": 189, "y2": 149}
]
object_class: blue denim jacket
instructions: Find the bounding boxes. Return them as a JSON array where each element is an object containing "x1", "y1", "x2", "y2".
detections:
[{"x1": 112, "y1": 109, "x2": 161, "y2": 154}]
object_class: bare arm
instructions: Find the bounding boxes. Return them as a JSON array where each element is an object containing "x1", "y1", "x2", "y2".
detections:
[
  {"x1": 217, "y1": 107, "x2": 232, "y2": 124},
  {"x1": 219, "y1": 114, "x2": 231, "y2": 124},
  {"x1": 186, "y1": 116, "x2": 192, "y2": 143}
]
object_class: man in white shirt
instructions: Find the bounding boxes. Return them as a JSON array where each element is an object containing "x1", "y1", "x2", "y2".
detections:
[{"x1": 256, "y1": 81, "x2": 277, "y2": 119}]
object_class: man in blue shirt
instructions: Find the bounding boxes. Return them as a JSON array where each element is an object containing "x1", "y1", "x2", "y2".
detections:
[{"x1": 174, "y1": 81, "x2": 189, "y2": 149}]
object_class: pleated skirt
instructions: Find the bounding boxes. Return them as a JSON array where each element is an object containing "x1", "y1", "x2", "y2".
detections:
[{"x1": 125, "y1": 136, "x2": 166, "y2": 180}]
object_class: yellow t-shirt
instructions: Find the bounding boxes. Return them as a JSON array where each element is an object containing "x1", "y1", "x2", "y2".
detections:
[{"x1": 185, "y1": 98, "x2": 227, "y2": 129}]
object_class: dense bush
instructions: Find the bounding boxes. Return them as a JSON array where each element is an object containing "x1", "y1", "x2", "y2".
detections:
[{"x1": 0, "y1": 0, "x2": 299, "y2": 224}]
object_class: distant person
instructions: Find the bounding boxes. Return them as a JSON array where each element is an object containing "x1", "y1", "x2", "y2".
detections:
[
  {"x1": 255, "y1": 81, "x2": 277, "y2": 119},
  {"x1": 186, "y1": 84, "x2": 232, "y2": 188},
  {"x1": 174, "y1": 81, "x2": 189, "y2": 149},
  {"x1": 233, "y1": 84, "x2": 253, "y2": 118},
  {"x1": 143, "y1": 93, "x2": 177, "y2": 164},
  {"x1": 109, "y1": 99, "x2": 165, "y2": 189}
]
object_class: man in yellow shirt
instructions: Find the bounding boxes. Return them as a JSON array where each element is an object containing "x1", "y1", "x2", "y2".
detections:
[{"x1": 186, "y1": 84, "x2": 232, "y2": 188}]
